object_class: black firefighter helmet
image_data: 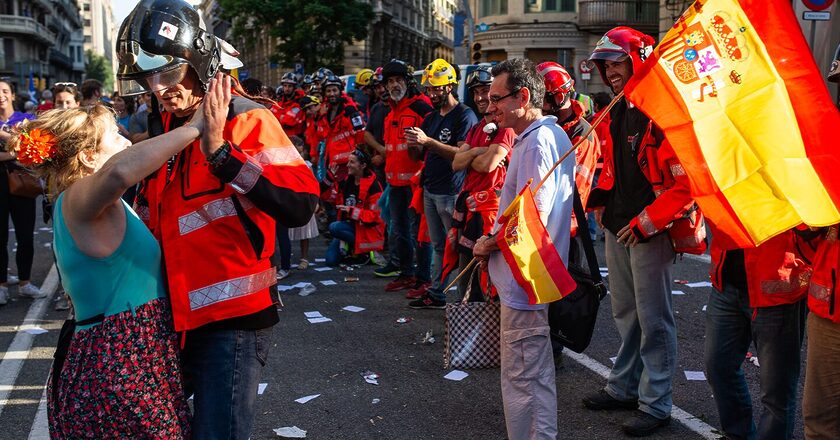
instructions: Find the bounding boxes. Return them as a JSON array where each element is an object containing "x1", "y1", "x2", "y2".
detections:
[{"x1": 116, "y1": 0, "x2": 241, "y2": 96}]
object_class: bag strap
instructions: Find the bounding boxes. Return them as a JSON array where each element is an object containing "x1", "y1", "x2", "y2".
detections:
[
  {"x1": 462, "y1": 263, "x2": 486, "y2": 304},
  {"x1": 572, "y1": 187, "x2": 602, "y2": 286}
]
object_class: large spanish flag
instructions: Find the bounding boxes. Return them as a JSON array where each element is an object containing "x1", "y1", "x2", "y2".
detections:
[
  {"x1": 624, "y1": 0, "x2": 840, "y2": 249},
  {"x1": 497, "y1": 183, "x2": 576, "y2": 304}
]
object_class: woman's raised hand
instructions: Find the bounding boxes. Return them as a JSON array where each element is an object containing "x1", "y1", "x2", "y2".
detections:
[{"x1": 200, "y1": 73, "x2": 232, "y2": 158}]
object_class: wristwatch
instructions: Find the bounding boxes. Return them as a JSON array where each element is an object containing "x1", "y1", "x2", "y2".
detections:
[{"x1": 207, "y1": 141, "x2": 231, "y2": 167}]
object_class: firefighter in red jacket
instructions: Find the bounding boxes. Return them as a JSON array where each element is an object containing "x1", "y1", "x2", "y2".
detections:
[
  {"x1": 321, "y1": 74, "x2": 365, "y2": 184},
  {"x1": 537, "y1": 61, "x2": 600, "y2": 236},
  {"x1": 373, "y1": 59, "x2": 435, "y2": 291},
  {"x1": 705, "y1": 227, "x2": 816, "y2": 439},
  {"x1": 116, "y1": 1, "x2": 319, "y2": 438},
  {"x1": 804, "y1": 225, "x2": 840, "y2": 438},
  {"x1": 581, "y1": 26, "x2": 703, "y2": 436},
  {"x1": 300, "y1": 95, "x2": 324, "y2": 164},
  {"x1": 325, "y1": 149, "x2": 384, "y2": 265},
  {"x1": 274, "y1": 72, "x2": 306, "y2": 138}
]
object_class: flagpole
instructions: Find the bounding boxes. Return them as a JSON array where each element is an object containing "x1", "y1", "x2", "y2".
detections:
[{"x1": 441, "y1": 91, "x2": 625, "y2": 295}]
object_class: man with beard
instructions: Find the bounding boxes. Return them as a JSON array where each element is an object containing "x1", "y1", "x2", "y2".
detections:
[
  {"x1": 581, "y1": 27, "x2": 697, "y2": 436},
  {"x1": 321, "y1": 74, "x2": 365, "y2": 185},
  {"x1": 364, "y1": 67, "x2": 391, "y2": 183},
  {"x1": 115, "y1": 0, "x2": 320, "y2": 437},
  {"x1": 377, "y1": 59, "x2": 435, "y2": 291},
  {"x1": 404, "y1": 59, "x2": 477, "y2": 308},
  {"x1": 449, "y1": 65, "x2": 516, "y2": 301},
  {"x1": 275, "y1": 72, "x2": 306, "y2": 139}
]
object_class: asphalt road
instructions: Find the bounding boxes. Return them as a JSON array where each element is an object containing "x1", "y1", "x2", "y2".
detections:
[{"x1": 0, "y1": 212, "x2": 807, "y2": 439}]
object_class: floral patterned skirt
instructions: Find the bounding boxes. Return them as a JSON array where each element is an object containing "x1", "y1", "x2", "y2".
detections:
[{"x1": 47, "y1": 298, "x2": 191, "y2": 439}]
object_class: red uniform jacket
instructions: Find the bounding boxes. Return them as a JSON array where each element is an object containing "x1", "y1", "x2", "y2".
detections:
[
  {"x1": 135, "y1": 95, "x2": 320, "y2": 332},
  {"x1": 335, "y1": 174, "x2": 385, "y2": 254},
  {"x1": 383, "y1": 93, "x2": 433, "y2": 186},
  {"x1": 323, "y1": 93, "x2": 365, "y2": 179},
  {"x1": 808, "y1": 225, "x2": 840, "y2": 323},
  {"x1": 273, "y1": 90, "x2": 306, "y2": 137}
]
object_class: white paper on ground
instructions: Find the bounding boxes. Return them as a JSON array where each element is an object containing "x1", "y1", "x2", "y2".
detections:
[
  {"x1": 671, "y1": 290, "x2": 685, "y2": 295},
  {"x1": 22, "y1": 327, "x2": 48, "y2": 335},
  {"x1": 273, "y1": 426, "x2": 307, "y2": 438},
  {"x1": 342, "y1": 306, "x2": 365, "y2": 313},
  {"x1": 684, "y1": 370, "x2": 707, "y2": 381},
  {"x1": 276, "y1": 285, "x2": 295, "y2": 292},
  {"x1": 610, "y1": 356, "x2": 617, "y2": 364},
  {"x1": 294, "y1": 394, "x2": 320, "y2": 404},
  {"x1": 320, "y1": 280, "x2": 337, "y2": 286},
  {"x1": 314, "y1": 267, "x2": 332, "y2": 272},
  {"x1": 702, "y1": 305, "x2": 708, "y2": 312},
  {"x1": 307, "y1": 317, "x2": 332, "y2": 324},
  {"x1": 304, "y1": 311, "x2": 323, "y2": 318},
  {"x1": 686, "y1": 281, "x2": 713, "y2": 288},
  {"x1": 444, "y1": 370, "x2": 469, "y2": 381},
  {"x1": 294, "y1": 282, "x2": 310, "y2": 288},
  {"x1": 258, "y1": 383, "x2": 268, "y2": 394},
  {"x1": 315, "y1": 258, "x2": 326, "y2": 262}
]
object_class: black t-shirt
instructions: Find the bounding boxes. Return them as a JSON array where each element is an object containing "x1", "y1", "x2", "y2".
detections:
[
  {"x1": 166, "y1": 113, "x2": 279, "y2": 332},
  {"x1": 420, "y1": 103, "x2": 477, "y2": 195},
  {"x1": 602, "y1": 100, "x2": 657, "y2": 236},
  {"x1": 365, "y1": 101, "x2": 390, "y2": 145},
  {"x1": 342, "y1": 178, "x2": 360, "y2": 208},
  {"x1": 721, "y1": 249, "x2": 748, "y2": 291}
]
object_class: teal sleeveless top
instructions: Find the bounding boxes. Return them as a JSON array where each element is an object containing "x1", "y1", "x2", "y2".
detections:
[{"x1": 52, "y1": 193, "x2": 167, "y2": 331}]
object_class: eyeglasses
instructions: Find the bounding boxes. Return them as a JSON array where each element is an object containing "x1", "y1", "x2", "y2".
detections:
[{"x1": 488, "y1": 88, "x2": 521, "y2": 105}]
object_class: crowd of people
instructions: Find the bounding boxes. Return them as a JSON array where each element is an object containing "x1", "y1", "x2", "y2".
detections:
[{"x1": 0, "y1": 0, "x2": 838, "y2": 438}]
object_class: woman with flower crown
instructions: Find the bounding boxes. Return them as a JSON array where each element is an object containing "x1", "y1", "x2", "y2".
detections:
[
  {"x1": 7, "y1": 73, "x2": 232, "y2": 438},
  {"x1": 0, "y1": 78, "x2": 42, "y2": 304}
]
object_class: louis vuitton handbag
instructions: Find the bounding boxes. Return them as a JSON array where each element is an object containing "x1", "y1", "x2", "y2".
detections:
[{"x1": 443, "y1": 266, "x2": 500, "y2": 369}]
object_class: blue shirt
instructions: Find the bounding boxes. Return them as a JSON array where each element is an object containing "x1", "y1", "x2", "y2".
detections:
[
  {"x1": 420, "y1": 103, "x2": 477, "y2": 195},
  {"x1": 488, "y1": 116, "x2": 575, "y2": 311}
]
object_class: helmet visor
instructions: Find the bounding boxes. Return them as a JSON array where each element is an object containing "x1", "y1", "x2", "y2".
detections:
[
  {"x1": 117, "y1": 63, "x2": 190, "y2": 96},
  {"x1": 466, "y1": 69, "x2": 492, "y2": 88}
]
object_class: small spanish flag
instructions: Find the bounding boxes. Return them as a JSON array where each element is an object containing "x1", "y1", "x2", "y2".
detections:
[
  {"x1": 624, "y1": 0, "x2": 840, "y2": 249},
  {"x1": 497, "y1": 183, "x2": 576, "y2": 304}
]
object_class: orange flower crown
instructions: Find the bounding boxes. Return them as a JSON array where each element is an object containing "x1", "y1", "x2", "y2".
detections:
[{"x1": 16, "y1": 128, "x2": 58, "y2": 167}]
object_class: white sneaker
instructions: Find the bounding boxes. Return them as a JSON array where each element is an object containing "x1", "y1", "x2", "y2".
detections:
[
  {"x1": 6, "y1": 275, "x2": 19, "y2": 285},
  {"x1": 276, "y1": 269, "x2": 290, "y2": 281},
  {"x1": 19, "y1": 283, "x2": 46, "y2": 299},
  {"x1": 0, "y1": 286, "x2": 8, "y2": 305}
]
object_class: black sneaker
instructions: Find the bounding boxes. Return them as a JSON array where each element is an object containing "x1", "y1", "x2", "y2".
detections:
[
  {"x1": 374, "y1": 264, "x2": 401, "y2": 278},
  {"x1": 621, "y1": 410, "x2": 671, "y2": 437},
  {"x1": 582, "y1": 389, "x2": 639, "y2": 411},
  {"x1": 408, "y1": 294, "x2": 446, "y2": 309}
]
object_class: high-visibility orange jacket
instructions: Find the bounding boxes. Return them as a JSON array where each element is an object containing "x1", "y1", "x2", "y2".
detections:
[
  {"x1": 557, "y1": 100, "x2": 600, "y2": 237},
  {"x1": 710, "y1": 227, "x2": 815, "y2": 309},
  {"x1": 273, "y1": 90, "x2": 306, "y2": 137},
  {"x1": 808, "y1": 225, "x2": 840, "y2": 323},
  {"x1": 335, "y1": 174, "x2": 385, "y2": 254},
  {"x1": 323, "y1": 93, "x2": 365, "y2": 176},
  {"x1": 588, "y1": 101, "x2": 705, "y2": 254},
  {"x1": 135, "y1": 95, "x2": 320, "y2": 332},
  {"x1": 304, "y1": 111, "x2": 325, "y2": 163},
  {"x1": 383, "y1": 93, "x2": 433, "y2": 186}
]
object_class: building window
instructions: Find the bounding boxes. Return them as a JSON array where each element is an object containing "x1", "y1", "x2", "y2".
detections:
[
  {"x1": 525, "y1": 0, "x2": 575, "y2": 13},
  {"x1": 479, "y1": 0, "x2": 508, "y2": 17}
]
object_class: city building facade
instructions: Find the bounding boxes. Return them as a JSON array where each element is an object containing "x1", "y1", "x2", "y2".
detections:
[
  {"x1": 79, "y1": 0, "x2": 117, "y2": 82},
  {"x1": 0, "y1": 0, "x2": 85, "y2": 96}
]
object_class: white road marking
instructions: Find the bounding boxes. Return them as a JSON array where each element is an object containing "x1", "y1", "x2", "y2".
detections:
[
  {"x1": 564, "y1": 350, "x2": 718, "y2": 439},
  {"x1": 27, "y1": 380, "x2": 49, "y2": 440},
  {"x1": 0, "y1": 265, "x2": 59, "y2": 418}
]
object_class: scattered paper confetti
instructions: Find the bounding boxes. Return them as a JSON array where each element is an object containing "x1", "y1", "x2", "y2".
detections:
[
  {"x1": 444, "y1": 370, "x2": 469, "y2": 381},
  {"x1": 315, "y1": 258, "x2": 326, "y2": 263},
  {"x1": 258, "y1": 383, "x2": 268, "y2": 394},
  {"x1": 702, "y1": 305, "x2": 707, "y2": 311},
  {"x1": 313, "y1": 267, "x2": 332, "y2": 272},
  {"x1": 294, "y1": 394, "x2": 321, "y2": 404},
  {"x1": 371, "y1": 398, "x2": 381, "y2": 404},
  {"x1": 684, "y1": 370, "x2": 707, "y2": 381},
  {"x1": 320, "y1": 280, "x2": 337, "y2": 286},
  {"x1": 362, "y1": 371, "x2": 380, "y2": 385},
  {"x1": 686, "y1": 281, "x2": 713, "y2": 288},
  {"x1": 22, "y1": 327, "x2": 48, "y2": 335},
  {"x1": 342, "y1": 305, "x2": 365, "y2": 313},
  {"x1": 273, "y1": 426, "x2": 307, "y2": 438},
  {"x1": 610, "y1": 356, "x2": 617, "y2": 364},
  {"x1": 671, "y1": 290, "x2": 685, "y2": 295},
  {"x1": 421, "y1": 330, "x2": 435, "y2": 344},
  {"x1": 307, "y1": 317, "x2": 332, "y2": 324},
  {"x1": 304, "y1": 311, "x2": 323, "y2": 318},
  {"x1": 395, "y1": 317, "x2": 412, "y2": 324},
  {"x1": 276, "y1": 285, "x2": 295, "y2": 292}
]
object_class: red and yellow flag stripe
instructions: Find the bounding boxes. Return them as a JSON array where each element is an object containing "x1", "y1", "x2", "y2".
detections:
[
  {"x1": 497, "y1": 184, "x2": 576, "y2": 305},
  {"x1": 625, "y1": 0, "x2": 840, "y2": 249}
]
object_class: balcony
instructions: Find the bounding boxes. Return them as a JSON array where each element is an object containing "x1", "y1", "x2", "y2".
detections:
[
  {"x1": 49, "y1": 48, "x2": 73, "y2": 69},
  {"x1": 0, "y1": 15, "x2": 55, "y2": 44},
  {"x1": 578, "y1": 0, "x2": 659, "y2": 34}
]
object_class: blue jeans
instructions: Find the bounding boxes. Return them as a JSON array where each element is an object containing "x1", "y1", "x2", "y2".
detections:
[
  {"x1": 388, "y1": 186, "x2": 431, "y2": 281},
  {"x1": 704, "y1": 284, "x2": 806, "y2": 440},
  {"x1": 604, "y1": 231, "x2": 676, "y2": 419},
  {"x1": 424, "y1": 191, "x2": 456, "y2": 301},
  {"x1": 326, "y1": 221, "x2": 355, "y2": 266},
  {"x1": 182, "y1": 327, "x2": 272, "y2": 440}
]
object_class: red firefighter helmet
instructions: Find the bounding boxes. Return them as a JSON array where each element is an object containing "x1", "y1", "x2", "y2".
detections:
[
  {"x1": 588, "y1": 26, "x2": 655, "y2": 85},
  {"x1": 536, "y1": 62, "x2": 574, "y2": 102}
]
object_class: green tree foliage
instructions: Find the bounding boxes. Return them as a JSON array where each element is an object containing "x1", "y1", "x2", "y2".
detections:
[
  {"x1": 218, "y1": 0, "x2": 373, "y2": 74},
  {"x1": 84, "y1": 50, "x2": 114, "y2": 91}
]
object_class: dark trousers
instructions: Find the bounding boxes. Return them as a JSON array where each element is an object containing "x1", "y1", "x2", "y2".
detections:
[{"x1": 0, "y1": 169, "x2": 36, "y2": 282}]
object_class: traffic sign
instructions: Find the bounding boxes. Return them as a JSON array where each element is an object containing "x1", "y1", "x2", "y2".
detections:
[
  {"x1": 804, "y1": 10, "x2": 831, "y2": 19},
  {"x1": 476, "y1": 22, "x2": 490, "y2": 33},
  {"x1": 579, "y1": 59, "x2": 593, "y2": 74},
  {"x1": 802, "y1": 0, "x2": 834, "y2": 11}
]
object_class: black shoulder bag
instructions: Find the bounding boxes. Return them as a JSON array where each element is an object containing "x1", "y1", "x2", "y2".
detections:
[{"x1": 547, "y1": 188, "x2": 608, "y2": 353}]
